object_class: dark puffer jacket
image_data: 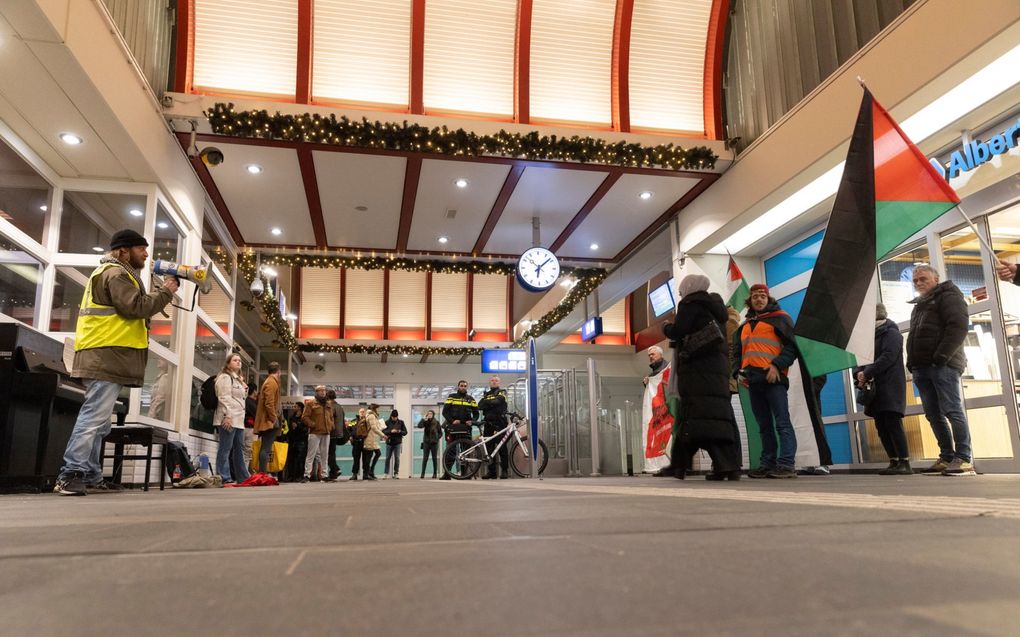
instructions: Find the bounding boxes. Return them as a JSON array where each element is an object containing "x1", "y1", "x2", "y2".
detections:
[
  {"x1": 662, "y1": 291, "x2": 735, "y2": 443},
  {"x1": 906, "y1": 281, "x2": 968, "y2": 372},
  {"x1": 856, "y1": 319, "x2": 906, "y2": 417}
]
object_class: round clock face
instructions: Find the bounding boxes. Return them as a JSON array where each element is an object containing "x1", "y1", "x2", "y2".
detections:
[{"x1": 516, "y1": 247, "x2": 560, "y2": 292}]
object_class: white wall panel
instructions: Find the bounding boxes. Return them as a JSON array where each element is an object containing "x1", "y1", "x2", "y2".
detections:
[
  {"x1": 431, "y1": 272, "x2": 467, "y2": 330},
  {"x1": 300, "y1": 267, "x2": 341, "y2": 326},
  {"x1": 472, "y1": 273, "x2": 507, "y2": 331},
  {"x1": 345, "y1": 268, "x2": 384, "y2": 327},
  {"x1": 388, "y1": 270, "x2": 426, "y2": 328},
  {"x1": 193, "y1": 0, "x2": 298, "y2": 97}
]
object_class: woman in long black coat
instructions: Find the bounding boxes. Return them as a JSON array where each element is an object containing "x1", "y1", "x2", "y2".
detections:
[
  {"x1": 662, "y1": 274, "x2": 742, "y2": 480},
  {"x1": 855, "y1": 304, "x2": 911, "y2": 475}
]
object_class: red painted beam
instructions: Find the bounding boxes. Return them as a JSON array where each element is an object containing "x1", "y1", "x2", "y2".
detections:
[
  {"x1": 293, "y1": 267, "x2": 302, "y2": 337},
  {"x1": 472, "y1": 164, "x2": 524, "y2": 255},
  {"x1": 514, "y1": 0, "x2": 533, "y2": 124},
  {"x1": 506, "y1": 273, "x2": 513, "y2": 341},
  {"x1": 296, "y1": 0, "x2": 314, "y2": 104},
  {"x1": 188, "y1": 156, "x2": 244, "y2": 246},
  {"x1": 425, "y1": 271, "x2": 433, "y2": 340},
  {"x1": 549, "y1": 172, "x2": 622, "y2": 252},
  {"x1": 410, "y1": 0, "x2": 426, "y2": 114},
  {"x1": 338, "y1": 267, "x2": 346, "y2": 339},
  {"x1": 611, "y1": 0, "x2": 634, "y2": 132},
  {"x1": 396, "y1": 157, "x2": 423, "y2": 252},
  {"x1": 296, "y1": 148, "x2": 327, "y2": 247},
  {"x1": 466, "y1": 272, "x2": 473, "y2": 340},
  {"x1": 383, "y1": 268, "x2": 390, "y2": 340},
  {"x1": 173, "y1": 0, "x2": 194, "y2": 93},
  {"x1": 703, "y1": 0, "x2": 730, "y2": 139}
]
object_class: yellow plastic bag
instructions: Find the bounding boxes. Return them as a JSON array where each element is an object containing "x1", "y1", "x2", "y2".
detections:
[{"x1": 250, "y1": 439, "x2": 288, "y2": 473}]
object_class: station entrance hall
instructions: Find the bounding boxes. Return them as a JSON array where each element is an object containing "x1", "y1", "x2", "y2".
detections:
[{"x1": 1, "y1": 1, "x2": 1019, "y2": 634}]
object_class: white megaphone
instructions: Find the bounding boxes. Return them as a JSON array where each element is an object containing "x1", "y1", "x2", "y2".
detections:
[{"x1": 152, "y1": 260, "x2": 212, "y2": 294}]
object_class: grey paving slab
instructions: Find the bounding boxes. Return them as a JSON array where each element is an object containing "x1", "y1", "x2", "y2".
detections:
[{"x1": 0, "y1": 476, "x2": 1019, "y2": 636}]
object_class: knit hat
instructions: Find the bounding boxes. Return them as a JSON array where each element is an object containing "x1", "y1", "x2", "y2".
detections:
[
  {"x1": 109, "y1": 229, "x2": 148, "y2": 250},
  {"x1": 749, "y1": 283, "x2": 769, "y2": 295}
]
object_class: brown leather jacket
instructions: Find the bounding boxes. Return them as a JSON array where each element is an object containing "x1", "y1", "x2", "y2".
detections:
[
  {"x1": 302, "y1": 398, "x2": 335, "y2": 435},
  {"x1": 253, "y1": 374, "x2": 281, "y2": 433}
]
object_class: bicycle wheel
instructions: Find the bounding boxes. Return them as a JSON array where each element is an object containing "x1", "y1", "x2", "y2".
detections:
[
  {"x1": 510, "y1": 438, "x2": 548, "y2": 477},
  {"x1": 443, "y1": 439, "x2": 483, "y2": 480}
]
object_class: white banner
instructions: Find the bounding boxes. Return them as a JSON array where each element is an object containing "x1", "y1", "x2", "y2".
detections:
[{"x1": 641, "y1": 365, "x2": 674, "y2": 473}]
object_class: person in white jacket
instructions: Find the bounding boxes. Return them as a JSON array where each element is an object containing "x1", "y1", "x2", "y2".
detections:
[
  {"x1": 214, "y1": 353, "x2": 250, "y2": 484},
  {"x1": 361, "y1": 404, "x2": 386, "y2": 480}
]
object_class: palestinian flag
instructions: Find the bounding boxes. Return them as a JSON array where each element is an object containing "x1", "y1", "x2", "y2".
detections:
[
  {"x1": 794, "y1": 89, "x2": 960, "y2": 378},
  {"x1": 725, "y1": 256, "x2": 750, "y2": 311}
]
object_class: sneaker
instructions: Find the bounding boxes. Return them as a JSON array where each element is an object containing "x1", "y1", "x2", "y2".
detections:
[
  {"x1": 922, "y1": 460, "x2": 951, "y2": 475},
  {"x1": 766, "y1": 466, "x2": 797, "y2": 479},
  {"x1": 812, "y1": 465, "x2": 830, "y2": 475},
  {"x1": 53, "y1": 472, "x2": 86, "y2": 496},
  {"x1": 86, "y1": 480, "x2": 125, "y2": 492},
  {"x1": 299, "y1": 477, "x2": 309, "y2": 483},
  {"x1": 878, "y1": 460, "x2": 900, "y2": 475},
  {"x1": 942, "y1": 459, "x2": 976, "y2": 476},
  {"x1": 392, "y1": 476, "x2": 400, "y2": 480},
  {"x1": 892, "y1": 459, "x2": 914, "y2": 475},
  {"x1": 349, "y1": 476, "x2": 358, "y2": 481},
  {"x1": 748, "y1": 466, "x2": 772, "y2": 479}
]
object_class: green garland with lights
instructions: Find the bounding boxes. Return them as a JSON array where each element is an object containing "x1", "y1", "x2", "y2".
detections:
[
  {"x1": 206, "y1": 103, "x2": 717, "y2": 171},
  {"x1": 238, "y1": 252, "x2": 607, "y2": 354}
]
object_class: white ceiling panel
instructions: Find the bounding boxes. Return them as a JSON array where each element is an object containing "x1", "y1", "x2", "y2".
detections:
[
  {"x1": 314, "y1": 151, "x2": 406, "y2": 249},
  {"x1": 557, "y1": 173, "x2": 700, "y2": 258},
  {"x1": 407, "y1": 159, "x2": 510, "y2": 253},
  {"x1": 207, "y1": 143, "x2": 313, "y2": 245},
  {"x1": 484, "y1": 167, "x2": 609, "y2": 255}
]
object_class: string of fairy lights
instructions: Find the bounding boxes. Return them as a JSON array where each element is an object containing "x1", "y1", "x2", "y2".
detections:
[
  {"x1": 206, "y1": 103, "x2": 718, "y2": 171},
  {"x1": 237, "y1": 252, "x2": 607, "y2": 356}
]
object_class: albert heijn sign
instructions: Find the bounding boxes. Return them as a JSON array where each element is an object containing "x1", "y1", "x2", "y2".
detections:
[{"x1": 930, "y1": 116, "x2": 1020, "y2": 180}]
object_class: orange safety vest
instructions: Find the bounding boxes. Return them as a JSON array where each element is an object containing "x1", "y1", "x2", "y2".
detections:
[{"x1": 740, "y1": 319, "x2": 788, "y2": 374}]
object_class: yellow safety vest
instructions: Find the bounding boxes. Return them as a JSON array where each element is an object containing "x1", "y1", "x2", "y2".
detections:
[{"x1": 75, "y1": 262, "x2": 149, "y2": 351}]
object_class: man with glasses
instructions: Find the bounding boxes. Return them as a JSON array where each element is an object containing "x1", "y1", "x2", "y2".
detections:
[{"x1": 907, "y1": 264, "x2": 975, "y2": 476}]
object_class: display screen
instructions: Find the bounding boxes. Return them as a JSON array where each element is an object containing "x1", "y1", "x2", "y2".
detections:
[
  {"x1": 649, "y1": 279, "x2": 676, "y2": 317},
  {"x1": 481, "y1": 349, "x2": 527, "y2": 373}
]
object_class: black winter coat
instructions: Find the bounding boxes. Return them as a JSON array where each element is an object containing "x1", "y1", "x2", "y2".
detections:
[
  {"x1": 906, "y1": 281, "x2": 968, "y2": 372},
  {"x1": 662, "y1": 291, "x2": 736, "y2": 443},
  {"x1": 856, "y1": 319, "x2": 906, "y2": 417}
]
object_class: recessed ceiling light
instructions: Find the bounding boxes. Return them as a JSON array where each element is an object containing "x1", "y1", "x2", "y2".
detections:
[
  {"x1": 589, "y1": 243, "x2": 599, "y2": 250},
  {"x1": 92, "y1": 246, "x2": 104, "y2": 252},
  {"x1": 270, "y1": 227, "x2": 282, "y2": 236},
  {"x1": 454, "y1": 178, "x2": 468, "y2": 188},
  {"x1": 438, "y1": 235, "x2": 449, "y2": 244},
  {"x1": 639, "y1": 191, "x2": 653, "y2": 200},
  {"x1": 157, "y1": 222, "x2": 169, "y2": 229},
  {"x1": 318, "y1": 352, "x2": 325, "y2": 357},
  {"x1": 246, "y1": 164, "x2": 263, "y2": 175},
  {"x1": 59, "y1": 133, "x2": 83, "y2": 145},
  {"x1": 261, "y1": 266, "x2": 278, "y2": 278},
  {"x1": 402, "y1": 353, "x2": 409, "y2": 358},
  {"x1": 39, "y1": 204, "x2": 47, "y2": 211},
  {"x1": 355, "y1": 205, "x2": 368, "y2": 211},
  {"x1": 129, "y1": 208, "x2": 143, "y2": 217}
]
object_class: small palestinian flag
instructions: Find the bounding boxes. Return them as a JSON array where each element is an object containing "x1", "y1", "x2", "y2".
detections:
[
  {"x1": 725, "y1": 255, "x2": 750, "y2": 312},
  {"x1": 794, "y1": 89, "x2": 960, "y2": 377}
]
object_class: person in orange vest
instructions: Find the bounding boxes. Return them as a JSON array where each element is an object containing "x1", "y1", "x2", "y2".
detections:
[{"x1": 732, "y1": 284, "x2": 798, "y2": 479}]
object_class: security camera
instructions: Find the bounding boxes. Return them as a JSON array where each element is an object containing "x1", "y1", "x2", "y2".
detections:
[
  {"x1": 199, "y1": 147, "x2": 224, "y2": 167},
  {"x1": 250, "y1": 278, "x2": 265, "y2": 296}
]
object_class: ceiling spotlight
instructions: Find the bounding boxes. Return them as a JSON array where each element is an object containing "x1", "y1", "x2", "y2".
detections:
[
  {"x1": 402, "y1": 353, "x2": 409, "y2": 358},
  {"x1": 59, "y1": 133, "x2": 83, "y2": 145},
  {"x1": 454, "y1": 178, "x2": 468, "y2": 188},
  {"x1": 437, "y1": 235, "x2": 449, "y2": 244},
  {"x1": 129, "y1": 208, "x2": 143, "y2": 217},
  {"x1": 589, "y1": 243, "x2": 599, "y2": 250},
  {"x1": 92, "y1": 246, "x2": 104, "y2": 252},
  {"x1": 639, "y1": 191, "x2": 653, "y2": 200},
  {"x1": 318, "y1": 352, "x2": 325, "y2": 357},
  {"x1": 270, "y1": 227, "x2": 282, "y2": 236},
  {"x1": 39, "y1": 204, "x2": 48, "y2": 211},
  {"x1": 286, "y1": 313, "x2": 298, "y2": 320},
  {"x1": 246, "y1": 164, "x2": 263, "y2": 175},
  {"x1": 261, "y1": 266, "x2": 278, "y2": 278},
  {"x1": 157, "y1": 222, "x2": 169, "y2": 229}
]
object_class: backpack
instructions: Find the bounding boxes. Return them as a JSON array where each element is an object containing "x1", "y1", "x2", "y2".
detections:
[
  {"x1": 355, "y1": 418, "x2": 371, "y2": 439},
  {"x1": 200, "y1": 375, "x2": 218, "y2": 410},
  {"x1": 165, "y1": 441, "x2": 197, "y2": 481}
]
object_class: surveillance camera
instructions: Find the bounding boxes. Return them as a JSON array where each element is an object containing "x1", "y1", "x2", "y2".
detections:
[
  {"x1": 250, "y1": 278, "x2": 265, "y2": 296},
  {"x1": 199, "y1": 147, "x2": 224, "y2": 167}
]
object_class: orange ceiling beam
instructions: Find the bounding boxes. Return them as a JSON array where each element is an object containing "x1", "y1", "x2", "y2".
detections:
[
  {"x1": 296, "y1": 0, "x2": 314, "y2": 104},
  {"x1": 410, "y1": 0, "x2": 426, "y2": 114},
  {"x1": 514, "y1": 0, "x2": 533, "y2": 124},
  {"x1": 611, "y1": 0, "x2": 634, "y2": 133},
  {"x1": 703, "y1": 0, "x2": 731, "y2": 139}
]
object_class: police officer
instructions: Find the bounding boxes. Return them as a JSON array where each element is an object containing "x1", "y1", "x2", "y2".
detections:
[
  {"x1": 54, "y1": 229, "x2": 178, "y2": 496},
  {"x1": 478, "y1": 375, "x2": 509, "y2": 479},
  {"x1": 439, "y1": 380, "x2": 478, "y2": 480}
]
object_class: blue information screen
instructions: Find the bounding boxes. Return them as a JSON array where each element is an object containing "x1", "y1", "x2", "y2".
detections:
[
  {"x1": 481, "y1": 349, "x2": 527, "y2": 374},
  {"x1": 581, "y1": 316, "x2": 603, "y2": 341}
]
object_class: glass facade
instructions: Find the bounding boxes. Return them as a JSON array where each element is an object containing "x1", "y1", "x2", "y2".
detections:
[{"x1": 59, "y1": 191, "x2": 145, "y2": 254}]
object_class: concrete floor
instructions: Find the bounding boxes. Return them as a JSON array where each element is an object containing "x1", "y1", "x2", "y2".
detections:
[{"x1": 2, "y1": 475, "x2": 1020, "y2": 636}]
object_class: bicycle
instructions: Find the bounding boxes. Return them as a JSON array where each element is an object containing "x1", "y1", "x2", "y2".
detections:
[{"x1": 442, "y1": 412, "x2": 548, "y2": 480}]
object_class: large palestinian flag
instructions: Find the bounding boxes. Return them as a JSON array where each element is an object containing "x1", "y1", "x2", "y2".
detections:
[{"x1": 794, "y1": 89, "x2": 960, "y2": 378}]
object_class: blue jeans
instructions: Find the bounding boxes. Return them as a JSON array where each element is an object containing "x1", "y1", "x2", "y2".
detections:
[
  {"x1": 385, "y1": 444, "x2": 401, "y2": 476},
  {"x1": 748, "y1": 383, "x2": 797, "y2": 469},
  {"x1": 216, "y1": 427, "x2": 250, "y2": 482},
  {"x1": 59, "y1": 379, "x2": 123, "y2": 483},
  {"x1": 912, "y1": 365, "x2": 972, "y2": 462}
]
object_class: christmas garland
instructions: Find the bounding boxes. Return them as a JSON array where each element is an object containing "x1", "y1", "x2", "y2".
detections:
[
  {"x1": 206, "y1": 103, "x2": 717, "y2": 171},
  {"x1": 238, "y1": 252, "x2": 607, "y2": 354}
]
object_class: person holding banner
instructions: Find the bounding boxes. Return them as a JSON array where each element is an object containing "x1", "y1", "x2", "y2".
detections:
[{"x1": 641, "y1": 346, "x2": 675, "y2": 476}]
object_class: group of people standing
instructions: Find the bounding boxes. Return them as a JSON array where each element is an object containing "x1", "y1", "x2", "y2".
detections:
[{"x1": 658, "y1": 262, "x2": 978, "y2": 479}]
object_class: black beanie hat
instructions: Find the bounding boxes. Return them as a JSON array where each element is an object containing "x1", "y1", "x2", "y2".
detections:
[{"x1": 109, "y1": 229, "x2": 149, "y2": 250}]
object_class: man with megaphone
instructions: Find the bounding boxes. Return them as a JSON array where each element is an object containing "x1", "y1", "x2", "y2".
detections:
[{"x1": 54, "y1": 229, "x2": 178, "y2": 496}]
